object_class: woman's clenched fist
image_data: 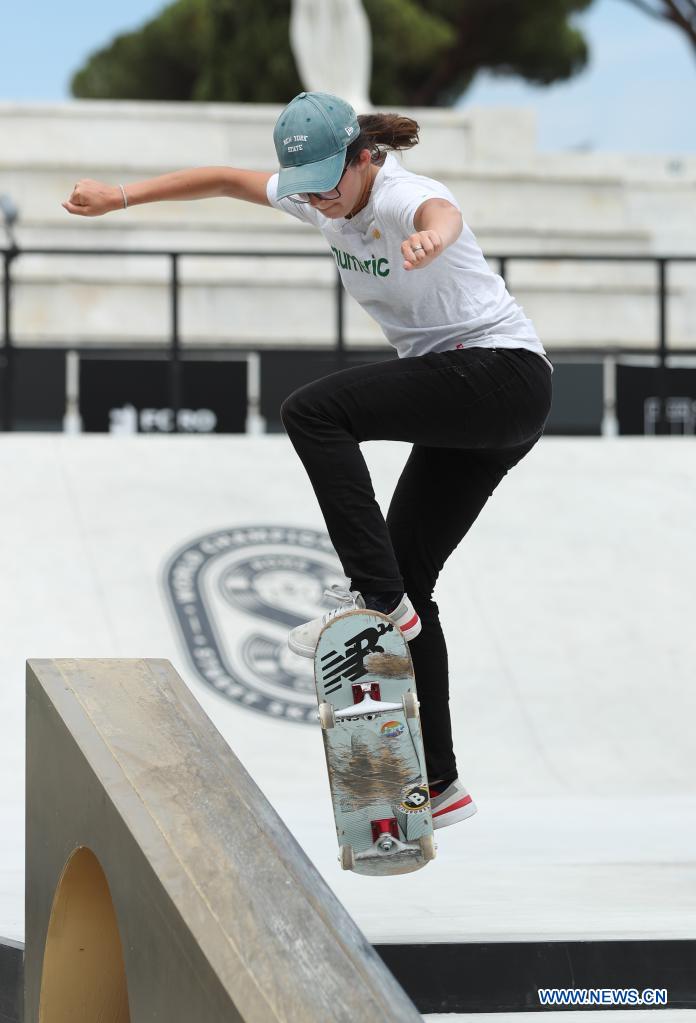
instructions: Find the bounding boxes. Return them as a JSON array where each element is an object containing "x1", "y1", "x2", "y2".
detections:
[
  {"x1": 401, "y1": 230, "x2": 443, "y2": 271},
  {"x1": 62, "y1": 180, "x2": 124, "y2": 217}
]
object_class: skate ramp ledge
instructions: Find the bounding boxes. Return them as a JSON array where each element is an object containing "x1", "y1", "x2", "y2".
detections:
[{"x1": 25, "y1": 658, "x2": 421, "y2": 1023}]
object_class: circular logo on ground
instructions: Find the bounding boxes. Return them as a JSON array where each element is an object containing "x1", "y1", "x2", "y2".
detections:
[{"x1": 164, "y1": 524, "x2": 346, "y2": 724}]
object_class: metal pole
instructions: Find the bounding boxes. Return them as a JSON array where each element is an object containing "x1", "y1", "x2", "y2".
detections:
[
  {"x1": 63, "y1": 350, "x2": 82, "y2": 434},
  {"x1": 601, "y1": 354, "x2": 619, "y2": 437},
  {"x1": 245, "y1": 352, "x2": 266, "y2": 435},
  {"x1": 2, "y1": 248, "x2": 17, "y2": 431},
  {"x1": 170, "y1": 253, "x2": 181, "y2": 434},
  {"x1": 656, "y1": 258, "x2": 669, "y2": 435}
]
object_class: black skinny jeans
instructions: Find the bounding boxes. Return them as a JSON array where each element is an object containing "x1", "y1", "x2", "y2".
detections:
[{"x1": 280, "y1": 346, "x2": 553, "y2": 785}]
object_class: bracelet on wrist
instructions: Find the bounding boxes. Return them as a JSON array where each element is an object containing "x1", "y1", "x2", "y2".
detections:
[{"x1": 119, "y1": 184, "x2": 128, "y2": 210}]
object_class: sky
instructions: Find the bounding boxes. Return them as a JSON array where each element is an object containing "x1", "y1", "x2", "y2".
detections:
[{"x1": 1, "y1": 0, "x2": 694, "y2": 154}]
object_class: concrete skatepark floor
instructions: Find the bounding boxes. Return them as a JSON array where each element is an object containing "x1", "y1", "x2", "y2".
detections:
[{"x1": 1, "y1": 434, "x2": 694, "y2": 954}]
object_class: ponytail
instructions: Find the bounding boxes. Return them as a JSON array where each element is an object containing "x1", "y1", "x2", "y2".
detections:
[{"x1": 345, "y1": 113, "x2": 420, "y2": 165}]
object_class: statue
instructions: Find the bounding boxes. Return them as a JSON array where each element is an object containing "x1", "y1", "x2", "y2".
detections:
[{"x1": 290, "y1": 0, "x2": 372, "y2": 112}]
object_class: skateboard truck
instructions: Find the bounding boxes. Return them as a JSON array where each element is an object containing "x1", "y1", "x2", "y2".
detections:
[
  {"x1": 371, "y1": 817, "x2": 400, "y2": 853},
  {"x1": 319, "y1": 687, "x2": 420, "y2": 727},
  {"x1": 332, "y1": 682, "x2": 405, "y2": 721},
  {"x1": 352, "y1": 682, "x2": 381, "y2": 702}
]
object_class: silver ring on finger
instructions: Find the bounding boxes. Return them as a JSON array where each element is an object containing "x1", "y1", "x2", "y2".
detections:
[{"x1": 412, "y1": 244, "x2": 423, "y2": 252}]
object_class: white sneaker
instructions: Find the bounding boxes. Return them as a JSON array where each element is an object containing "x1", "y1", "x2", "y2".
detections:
[
  {"x1": 287, "y1": 583, "x2": 422, "y2": 658},
  {"x1": 429, "y1": 779, "x2": 478, "y2": 830}
]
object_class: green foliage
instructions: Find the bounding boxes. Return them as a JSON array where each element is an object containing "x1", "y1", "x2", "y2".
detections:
[
  {"x1": 193, "y1": 0, "x2": 303, "y2": 102},
  {"x1": 70, "y1": 0, "x2": 596, "y2": 106},
  {"x1": 363, "y1": 0, "x2": 456, "y2": 105},
  {"x1": 71, "y1": 0, "x2": 206, "y2": 100},
  {"x1": 409, "y1": 0, "x2": 595, "y2": 104}
]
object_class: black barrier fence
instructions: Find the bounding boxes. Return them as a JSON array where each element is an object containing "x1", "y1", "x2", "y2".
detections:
[{"x1": 1, "y1": 245, "x2": 695, "y2": 434}]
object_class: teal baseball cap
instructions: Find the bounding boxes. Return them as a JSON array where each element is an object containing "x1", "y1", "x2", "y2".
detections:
[{"x1": 273, "y1": 92, "x2": 361, "y2": 200}]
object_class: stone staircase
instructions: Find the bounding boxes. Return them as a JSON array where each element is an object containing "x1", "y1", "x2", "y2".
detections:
[{"x1": 1, "y1": 100, "x2": 694, "y2": 354}]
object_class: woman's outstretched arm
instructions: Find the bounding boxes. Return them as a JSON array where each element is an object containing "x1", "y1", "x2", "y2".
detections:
[{"x1": 62, "y1": 167, "x2": 273, "y2": 217}]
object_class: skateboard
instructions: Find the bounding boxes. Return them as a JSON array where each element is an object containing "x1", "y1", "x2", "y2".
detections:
[{"x1": 313, "y1": 608, "x2": 436, "y2": 876}]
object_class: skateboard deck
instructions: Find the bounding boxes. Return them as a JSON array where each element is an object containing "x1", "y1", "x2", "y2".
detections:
[{"x1": 314, "y1": 608, "x2": 436, "y2": 876}]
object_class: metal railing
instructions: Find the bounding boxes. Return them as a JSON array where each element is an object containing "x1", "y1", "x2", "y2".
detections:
[{"x1": 2, "y1": 245, "x2": 695, "y2": 433}]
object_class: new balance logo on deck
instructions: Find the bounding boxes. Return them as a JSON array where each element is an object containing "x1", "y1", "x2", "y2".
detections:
[{"x1": 321, "y1": 621, "x2": 393, "y2": 695}]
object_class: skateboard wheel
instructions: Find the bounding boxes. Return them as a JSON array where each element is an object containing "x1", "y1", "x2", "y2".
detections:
[
  {"x1": 402, "y1": 691, "x2": 419, "y2": 719},
  {"x1": 419, "y1": 834, "x2": 436, "y2": 862},
  {"x1": 318, "y1": 701, "x2": 336, "y2": 729},
  {"x1": 339, "y1": 844, "x2": 355, "y2": 870}
]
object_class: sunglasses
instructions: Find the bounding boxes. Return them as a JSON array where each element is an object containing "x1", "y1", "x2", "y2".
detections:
[{"x1": 289, "y1": 156, "x2": 351, "y2": 203}]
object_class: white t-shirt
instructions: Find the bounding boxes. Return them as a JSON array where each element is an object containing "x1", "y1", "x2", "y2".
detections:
[{"x1": 267, "y1": 152, "x2": 552, "y2": 371}]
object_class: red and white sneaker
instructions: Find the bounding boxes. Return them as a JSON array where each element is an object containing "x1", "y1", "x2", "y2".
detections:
[
  {"x1": 287, "y1": 584, "x2": 421, "y2": 658},
  {"x1": 429, "y1": 778, "x2": 477, "y2": 830}
]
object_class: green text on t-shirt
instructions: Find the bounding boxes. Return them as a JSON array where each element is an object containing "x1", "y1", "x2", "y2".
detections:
[{"x1": 330, "y1": 246, "x2": 390, "y2": 278}]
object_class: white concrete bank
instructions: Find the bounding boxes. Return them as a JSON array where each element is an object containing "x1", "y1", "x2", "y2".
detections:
[{"x1": 0, "y1": 435, "x2": 694, "y2": 947}]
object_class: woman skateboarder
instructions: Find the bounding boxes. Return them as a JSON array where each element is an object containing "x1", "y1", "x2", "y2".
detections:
[{"x1": 63, "y1": 91, "x2": 552, "y2": 831}]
